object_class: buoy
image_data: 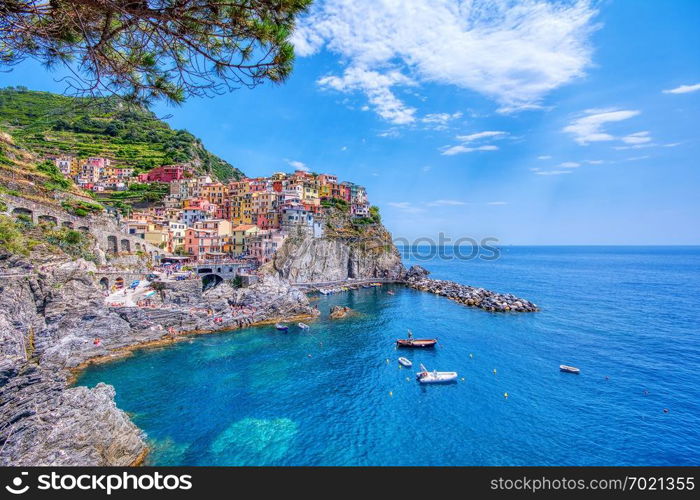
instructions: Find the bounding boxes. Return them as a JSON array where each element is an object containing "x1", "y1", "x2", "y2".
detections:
[
  {"x1": 493, "y1": 369, "x2": 497, "y2": 375},
  {"x1": 386, "y1": 359, "x2": 389, "y2": 364},
  {"x1": 461, "y1": 377, "x2": 465, "y2": 382},
  {"x1": 307, "y1": 354, "x2": 312, "y2": 358},
  {"x1": 389, "y1": 391, "x2": 393, "y2": 397},
  {"x1": 406, "y1": 377, "x2": 410, "y2": 381},
  {"x1": 469, "y1": 353, "x2": 473, "y2": 359},
  {"x1": 504, "y1": 392, "x2": 509, "y2": 398}
]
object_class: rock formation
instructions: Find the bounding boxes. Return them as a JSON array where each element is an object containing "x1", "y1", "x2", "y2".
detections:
[
  {"x1": 265, "y1": 223, "x2": 405, "y2": 283},
  {"x1": 0, "y1": 255, "x2": 316, "y2": 466},
  {"x1": 404, "y1": 265, "x2": 539, "y2": 313}
]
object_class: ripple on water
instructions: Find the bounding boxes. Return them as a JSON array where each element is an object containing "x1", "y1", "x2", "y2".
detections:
[{"x1": 209, "y1": 417, "x2": 298, "y2": 465}]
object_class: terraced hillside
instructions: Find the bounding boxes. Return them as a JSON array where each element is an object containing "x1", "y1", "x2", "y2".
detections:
[{"x1": 0, "y1": 88, "x2": 243, "y2": 181}]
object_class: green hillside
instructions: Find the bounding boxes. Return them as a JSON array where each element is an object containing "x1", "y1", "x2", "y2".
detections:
[{"x1": 0, "y1": 87, "x2": 243, "y2": 181}]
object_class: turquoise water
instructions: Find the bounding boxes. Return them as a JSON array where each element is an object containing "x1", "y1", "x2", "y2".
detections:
[{"x1": 77, "y1": 247, "x2": 700, "y2": 465}]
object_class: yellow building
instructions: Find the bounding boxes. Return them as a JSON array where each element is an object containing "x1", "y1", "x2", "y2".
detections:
[{"x1": 231, "y1": 224, "x2": 260, "y2": 255}]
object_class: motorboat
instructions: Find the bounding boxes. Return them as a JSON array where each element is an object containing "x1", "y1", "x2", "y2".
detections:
[
  {"x1": 298, "y1": 322, "x2": 309, "y2": 330},
  {"x1": 416, "y1": 364, "x2": 458, "y2": 384},
  {"x1": 275, "y1": 323, "x2": 288, "y2": 331},
  {"x1": 396, "y1": 338, "x2": 437, "y2": 348},
  {"x1": 398, "y1": 357, "x2": 413, "y2": 367},
  {"x1": 560, "y1": 365, "x2": 580, "y2": 374}
]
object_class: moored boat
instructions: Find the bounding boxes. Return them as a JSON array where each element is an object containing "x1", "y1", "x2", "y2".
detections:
[
  {"x1": 298, "y1": 322, "x2": 309, "y2": 329},
  {"x1": 416, "y1": 364, "x2": 458, "y2": 384},
  {"x1": 275, "y1": 323, "x2": 288, "y2": 331},
  {"x1": 398, "y1": 357, "x2": 412, "y2": 367},
  {"x1": 560, "y1": 364, "x2": 580, "y2": 374},
  {"x1": 396, "y1": 338, "x2": 437, "y2": 348}
]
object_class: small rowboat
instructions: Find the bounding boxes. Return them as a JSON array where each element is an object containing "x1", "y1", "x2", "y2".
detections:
[
  {"x1": 416, "y1": 364, "x2": 458, "y2": 384},
  {"x1": 275, "y1": 323, "x2": 288, "y2": 331},
  {"x1": 298, "y1": 322, "x2": 309, "y2": 330},
  {"x1": 396, "y1": 338, "x2": 437, "y2": 348},
  {"x1": 398, "y1": 357, "x2": 412, "y2": 367},
  {"x1": 560, "y1": 365, "x2": 580, "y2": 374}
]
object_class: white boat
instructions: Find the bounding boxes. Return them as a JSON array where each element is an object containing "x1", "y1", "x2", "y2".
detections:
[
  {"x1": 416, "y1": 364, "x2": 458, "y2": 384},
  {"x1": 275, "y1": 323, "x2": 288, "y2": 331},
  {"x1": 560, "y1": 364, "x2": 580, "y2": 374},
  {"x1": 298, "y1": 322, "x2": 309, "y2": 329},
  {"x1": 398, "y1": 357, "x2": 412, "y2": 367}
]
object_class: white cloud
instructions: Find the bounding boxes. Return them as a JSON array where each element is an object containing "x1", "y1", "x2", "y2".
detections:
[
  {"x1": 455, "y1": 131, "x2": 507, "y2": 143},
  {"x1": 537, "y1": 155, "x2": 552, "y2": 160},
  {"x1": 318, "y1": 67, "x2": 417, "y2": 124},
  {"x1": 286, "y1": 159, "x2": 309, "y2": 171},
  {"x1": 427, "y1": 199, "x2": 467, "y2": 206},
  {"x1": 294, "y1": 0, "x2": 598, "y2": 122},
  {"x1": 421, "y1": 112, "x2": 463, "y2": 130},
  {"x1": 662, "y1": 83, "x2": 700, "y2": 94},
  {"x1": 585, "y1": 160, "x2": 604, "y2": 164},
  {"x1": 535, "y1": 170, "x2": 573, "y2": 176},
  {"x1": 340, "y1": 146, "x2": 348, "y2": 151},
  {"x1": 441, "y1": 144, "x2": 499, "y2": 156},
  {"x1": 621, "y1": 131, "x2": 651, "y2": 145},
  {"x1": 559, "y1": 161, "x2": 580, "y2": 168},
  {"x1": 563, "y1": 108, "x2": 641, "y2": 145},
  {"x1": 487, "y1": 201, "x2": 508, "y2": 206}
]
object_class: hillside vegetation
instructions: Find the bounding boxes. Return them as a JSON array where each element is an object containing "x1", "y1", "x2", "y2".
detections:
[{"x1": 0, "y1": 88, "x2": 243, "y2": 181}]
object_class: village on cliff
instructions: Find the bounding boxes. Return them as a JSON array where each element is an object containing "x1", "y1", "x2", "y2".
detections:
[{"x1": 51, "y1": 156, "x2": 377, "y2": 265}]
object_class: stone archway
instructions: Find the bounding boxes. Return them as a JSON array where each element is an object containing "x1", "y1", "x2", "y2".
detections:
[
  {"x1": 62, "y1": 221, "x2": 74, "y2": 229},
  {"x1": 38, "y1": 215, "x2": 58, "y2": 225},
  {"x1": 120, "y1": 239, "x2": 131, "y2": 253},
  {"x1": 107, "y1": 235, "x2": 118, "y2": 253},
  {"x1": 202, "y1": 274, "x2": 223, "y2": 291},
  {"x1": 99, "y1": 277, "x2": 109, "y2": 291},
  {"x1": 115, "y1": 277, "x2": 125, "y2": 289},
  {"x1": 12, "y1": 207, "x2": 33, "y2": 221}
]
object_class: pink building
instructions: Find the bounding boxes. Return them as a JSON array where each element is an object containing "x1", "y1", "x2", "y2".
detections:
[{"x1": 138, "y1": 165, "x2": 190, "y2": 183}]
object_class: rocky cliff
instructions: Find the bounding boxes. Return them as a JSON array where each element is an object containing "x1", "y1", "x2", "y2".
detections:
[
  {"x1": 265, "y1": 221, "x2": 405, "y2": 283},
  {"x1": 0, "y1": 253, "x2": 316, "y2": 466}
]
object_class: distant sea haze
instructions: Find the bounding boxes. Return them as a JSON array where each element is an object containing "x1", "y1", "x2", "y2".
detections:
[{"x1": 78, "y1": 247, "x2": 700, "y2": 465}]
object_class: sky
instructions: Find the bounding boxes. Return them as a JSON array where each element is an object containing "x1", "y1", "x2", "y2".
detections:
[{"x1": 1, "y1": 0, "x2": 699, "y2": 245}]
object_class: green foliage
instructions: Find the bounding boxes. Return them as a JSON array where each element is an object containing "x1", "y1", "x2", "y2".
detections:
[
  {"x1": 36, "y1": 160, "x2": 71, "y2": 191},
  {"x1": 369, "y1": 205, "x2": 381, "y2": 224},
  {"x1": 1, "y1": 1, "x2": 311, "y2": 105},
  {"x1": 0, "y1": 215, "x2": 29, "y2": 255},
  {"x1": 97, "y1": 182, "x2": 169, "y2": 205},
  {"x1": 61, "y1": 199, "x2": 103, "y2": 217},
  {"x1": 229, "y1": 276, "x2": 244, "y2": 289},
  {"x1": 0, "y1": 89, "x2": 244, "y2": 181},
  {"x1": 321, "y1": 198, "x2": 350, "y2": 213}
]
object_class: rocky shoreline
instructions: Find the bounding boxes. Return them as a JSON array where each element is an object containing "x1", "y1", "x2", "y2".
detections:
[
  {"x1": 0, "y1": 257, "x2": 539, "y2": 466},
  {"x1": 0, "y1": 257, "x2": 318, "y2": 466},
  {"x1": 404, "y1": 265, "x2": 539, "y2": 313}
]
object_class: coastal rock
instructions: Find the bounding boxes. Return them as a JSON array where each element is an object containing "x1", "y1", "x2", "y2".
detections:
[
  {"x1": 329, "y1": 305, "x2": 352, "y2": 319},
  {"x1": 0, "y1": 257, "x2": 317, "y2": 466},
  {"x1": 265, "y1": 231, "x2": 404, "y2": 283},
  {"x1": 404, "y1": 275, "x2": 538, "y2": 313},
  {"x1": 0, "y1": 366, "x2": 146, "y2": 466}
]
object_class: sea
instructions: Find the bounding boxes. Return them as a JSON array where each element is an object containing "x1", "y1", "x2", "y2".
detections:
[{"x1": 76, "y1": 246, "x2": 700, "y2": 465}]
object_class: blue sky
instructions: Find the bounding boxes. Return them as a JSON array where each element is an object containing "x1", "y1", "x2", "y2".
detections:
[{"x1": 1, "y1": 0, "x2": 699, "y2": 244}]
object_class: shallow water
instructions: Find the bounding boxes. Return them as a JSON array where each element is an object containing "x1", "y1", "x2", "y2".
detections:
[{"x1": 77, "y1": 246, "x2": 700, "y2": 465}]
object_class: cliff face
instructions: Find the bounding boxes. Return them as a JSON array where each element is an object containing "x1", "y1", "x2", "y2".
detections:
[
  {"x1": 265, "y1": 223, "x2": 405, "y2": 283},
  {"x1": 0, "y1": 253, "x2": 316, "y2": 466}
]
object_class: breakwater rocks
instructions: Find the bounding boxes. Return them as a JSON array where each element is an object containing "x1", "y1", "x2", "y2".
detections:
[
  {"x1": 404, "y1": 266, "x2": 539, "y2": 313},
  {"x1": 0, "y1": 257, "x2": 317, "y2": 466}
]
